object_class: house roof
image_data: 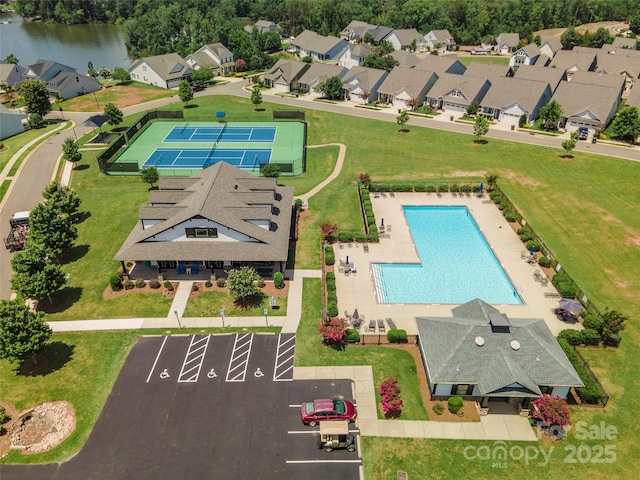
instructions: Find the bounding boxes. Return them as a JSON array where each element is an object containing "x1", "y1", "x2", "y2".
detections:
[
  {"x1": 377, "y1": 66, "x2": 437, "y2": 98},
  {"x1": 341, "y1": 66, "x2": 387, "y2": 92},
  {"x1": 547, "y1": 50, "x2": 596, "y2": 72},
  {"x1": 535, "y1": 53, "x2": 551, "y2": 67},
  {"x1": 626, "y1": 83, "x2": 640, "y2": 108},
  {"x1": 298, "y1": 63, "x2": 347, "y2": 85},
  {"x1": 595, "y1": 54, "x2": 640, "y2": 78},
  {"x1": 391, "y1": 28, "x2": 424, "y2": 47},
  {"x1": 0, "y1": 102, "x2": 27, "y2": 119},
  {"x1": 496, "y1": 33, "x2": 520, "y2": 48},
  {"x1": 611, "y1": 37, "x2": 637, "y2": 49},
  {"x1": 200, "y1": 43, "x2": 235, "y2": 66},
  {"x1": 129, "y1": 53, "x2": 191, "y2": 81},
  {"x1": 516, "y1": 43, "x2": 541, "y2": 58},
  {"x1": 426, "y1": 73, "x2": 489, "y2": 103},
  {"x1": 264, "y1": 59, "x2": 309, "y2": 83},
  {"x1": 348, "y1": 44, "x2": 374, "y2": 58},
  {"x1": 0, "y1": 62, "x2": 25, "y2": 83},
  {"x1": 429, "y1": 29, "x2": 455, "y2": 46},
  {"x1": 570, "y1": 71, "x2": 626, "y2": 91},
  {"x1": 602, "y1": 47, "x2": 640, "y2": 58},
  {"x1": 550, "y1": 81, "x2": 621, "y2": 121},
  {"x1": 24, "y1": 59, "x2": 75, "y2": 81},
  {"x1": 389, "y1": 50, "x2": 420, "y2": 68},
  {"x1": 540, "y1": 36, "x2": 563, "y2": 54},
  {"x1": 256, "y1": 20, "x2": 278, "y2": 29},
  {"x1": 292, "y1": 30, "x2": 346, "y2": 55},
  {"x1": 415, "y1": 54, "x2": 465, "y2": 74},
  {"x1": 480, "y1": 77, "x2": 550, "y2": 113},
  {"x1": 463, "y1": 62, "x2": 512, "y2": 81},
  {"x1": 114, "y1": 162, "x2": 294, "y2": 262},
  {"x1": 513, "y1": 65, "x2": 565, "y2": 91},
  {"x1": 46, "y1": 70, "x2": 98, "y2": 92},
  {"x1": 186, "y1": 52, "x2": 220, "y2": 69},
  {"x1": 416, "y1": 299, "x2": 583, "y2": 397},
  {"x1": 340, "y1": 20, "x2": 376, "y2": 38},
  {"x1": 369, "y1": 26, "x2": 394, "y2": 43}
]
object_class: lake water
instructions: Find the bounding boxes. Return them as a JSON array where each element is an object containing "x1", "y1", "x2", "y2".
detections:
[{"x1": 0, "y1": 12, "x2": 132, "y2": 72}]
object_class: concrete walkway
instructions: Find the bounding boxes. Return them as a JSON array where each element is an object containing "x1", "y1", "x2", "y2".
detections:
[{"x1": 297, "y1": 143, "x2": 347, "y2": 204}]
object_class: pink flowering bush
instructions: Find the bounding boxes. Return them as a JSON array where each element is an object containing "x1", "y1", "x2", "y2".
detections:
[
  {"x1": 532, "y1": 394, "x2": 571, "y2": 427},
  {"x1": 318, "y1": 317, "x2": 348, "y2": 350},
  {"x1": 318, "y1": 222, "x2": 339, "y2": 241},
  {"x1": 379, "y1": 377, "x2": 402, "y2": 418},
  {"x1": 358, "y1": 172, "x2": 371, "y2": 188}
]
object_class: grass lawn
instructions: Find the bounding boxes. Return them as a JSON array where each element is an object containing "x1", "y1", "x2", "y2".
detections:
[
  {"x1": 61, "y1": 82, "x2": 173, "y2": 112},
  {"x1": 457, "y1": 54, "x2": 511, "y2": 67},
  {"x1": 0, "y1": 121, "x2": 64, "y2": 173},
  {"x1": 183, "y1": 289, "x2": 288, "y2": 317}
]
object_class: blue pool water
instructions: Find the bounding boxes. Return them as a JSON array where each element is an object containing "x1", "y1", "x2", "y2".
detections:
[{"x1": 373, "y1": 206, "x2": 522, "y2": 304}]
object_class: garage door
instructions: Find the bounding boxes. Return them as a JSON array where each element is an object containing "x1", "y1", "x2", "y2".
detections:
[
  {"x1": 443, "y1": 102, "x2": 466, "y2": 112},
  {"x1": 501, "y1": 112, "x2": 521, "y2": 125},
  {"x1": 274, "y1": 82, "x2": 289, "y2": 92},
  {"x1": 568, "y1": 120, "x2": 598, "y2": 130}
]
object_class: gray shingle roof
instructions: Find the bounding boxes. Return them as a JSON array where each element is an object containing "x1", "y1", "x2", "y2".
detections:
[
  {"x1": 540, "y1": 36, "x2": 563, "y2": 54},
  {"x1": 391, "y1": 28, "x2": 423, "y2": 47},
  {"x1": 342, "y1": 66, "x2": 387, "y2": 92},
  {"x1": 425, "y1": 73, "x2": 488, "y2": 103},
  {"x1": 430, "y1": 30, "x2": 455, "y2": 46},
  {"x1": 377, "y1": 66, "x2": 436, "y2": 98},
  {"x1": 292, "y1": 30, "x2": 346, "y2": 55},
  {"x1": 514, "y1": 65, "x2": 565, "y2": 92},
  {"x1": 298, "y1": 63, "x2": 347, "y2": 86},
  {"x1": 570, "y1": 71, "x2": 626, "y2": 91},
  {"x1": 416, "y1": 299, "x2": 583, "y2": 397},
  {"x1": 550, "y1": 81, "x2": 621, "y2": 122},
  {"x1": 595, "y1": 54, "x2": 640, "y2": 78},
  {"x1": 497, "y1": 33, "x2": 520, "y2": 48},
  {"x1": 464, "y1": 62, "x2": 512, "y2": 81},
  {"x1": 481, "y1": 77, "x2": 550, "y2": 112},
  {"x1": 264, "y1": 59, "x2": 310, "y2": 83},
  {"x1": 349, "y1": 44, "x2": 373, "y2": 58},
  {"x1": 114, "y1": 162, "x2": 293, "y2": 262},
  {"x1": 369, "y1": 26, "x2": 394, "y2": 43},
  {"x1": 389, "y1": 50, "x2": 420, "y2": 68},
  {"x1": 415, "y1": 54, "x2": 465, "y2": 74},
  {"x1": 130, "y1": 53, "x2": 191, "y2": 81},
  {"x1": 626, "y1": 84, "x2": 640, "y2": 108},
  {"x1": 548, "y1": 50, "x2": 597, "y2": 72},
  {"x1": 611, "y1": 37, "x2": 637, "y2": 49}
]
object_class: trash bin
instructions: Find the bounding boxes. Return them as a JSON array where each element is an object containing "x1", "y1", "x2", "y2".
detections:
[
  {"x1": 511, "y1": 124, "x2": 515, "y2": 131},
  {"x1": 592, "y1": 138, "x2": 597, "y2": 144},
  {"x1": 450, "y1": 115, "x2": 454, "y2": 121}
]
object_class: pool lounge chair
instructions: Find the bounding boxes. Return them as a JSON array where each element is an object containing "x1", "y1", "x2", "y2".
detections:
[
  {"x1": 386, "y1": 318, "x2": 396, "y2": 330},
  {"x1": 377, "y1": 319, "x2": 385, "y2": 333},
  {"x1": 368, "y1": 320, "x2": 376, "y2": 333}
]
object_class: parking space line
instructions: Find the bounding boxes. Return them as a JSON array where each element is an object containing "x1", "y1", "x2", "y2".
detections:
[
  {"x1": 146, "y1": 336, "x2": 168, "y2": 383},
  {"x1": 225, "y1": 333, "x2": 253, "y2": 382},
  {"x1": 286, "y1": 460, "x2": 362, "y2": 464},
  {"x1": 178, "y1": 335, "x2": 210, "y2": 383},
  {"x1": 287, "y1": 429, "x2": 360, "y2": 435},
  {"x1": 273, "y1": 334, "x2": 295, "y2": 382}
]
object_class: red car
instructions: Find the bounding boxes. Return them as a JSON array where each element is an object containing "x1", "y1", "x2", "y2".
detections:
[{"x1": 300, "y1": 398, "x2": 357, "y2": 426}]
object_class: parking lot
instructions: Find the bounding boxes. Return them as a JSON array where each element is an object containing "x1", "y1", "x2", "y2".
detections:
[{"x1": 0, "y1": 334, "x2": 360, "y2": 480}]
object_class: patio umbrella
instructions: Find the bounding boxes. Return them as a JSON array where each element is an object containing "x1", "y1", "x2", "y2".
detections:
[
  {"x1": 346, "y1": 255, "x2": 349, "y2": 265},
  {"x1": 558, "y1": 298, "x2": 582, "y2": 312},
  {"x1": 479, "y1": 182, "x2": 484, "y2": 194},
  {"x1": 381, "y1": 218, "x2": 384, "y2": 227},
  {"x1": 352, "y1": 309, "x2": 359, "y2": 320}
]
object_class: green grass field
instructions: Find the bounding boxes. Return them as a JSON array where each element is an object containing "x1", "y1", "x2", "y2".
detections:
[{"x1": 457, "y1": 54, "x2": 512, "y2": 67}]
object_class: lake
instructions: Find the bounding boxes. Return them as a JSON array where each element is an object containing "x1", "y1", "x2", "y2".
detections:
[{"x1": 0, "y1": 12, "x2": 133, "y2": 73}]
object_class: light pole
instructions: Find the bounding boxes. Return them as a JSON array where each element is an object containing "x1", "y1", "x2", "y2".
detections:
[
  {"x1": 174, "y1": 309, "x2": 183, "y2": 329},
  {"x1": 220, "y1": 309, "x2": 225, "y2": 328},
  {"x1": 93, "y1": 92, "x2": 100, "y2": 108},
  {"x1": 263, "y1": 308, "x2": 269, "y2": 327}
]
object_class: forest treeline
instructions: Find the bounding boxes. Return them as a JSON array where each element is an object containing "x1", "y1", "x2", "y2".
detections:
[{"x1": 13, "y1": 0, "x2": 640, "y2": 59}]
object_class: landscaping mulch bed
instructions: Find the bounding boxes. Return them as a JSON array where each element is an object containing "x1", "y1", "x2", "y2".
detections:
[
  {"x1": 103, "y1": 282, "x2": 178, "y2": 300},
  {"x1": 189, "y1": 281, "x2": 289, "y2": 299}
]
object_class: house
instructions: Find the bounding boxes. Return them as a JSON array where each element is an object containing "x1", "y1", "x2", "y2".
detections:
[
  {"x1": 570, "y1": 71, "x2": 626, "y2": 97},
  {"x1": 389, "y1": 50, "x2": 420, "y2": 68},
  {"x1": 291, "y1": 30, "x2": 348, "y2": 61},
  {"x1": 129, "y1": 53, "x2": 193, "y2": 89},
  {"x1": 600, "y1": 45, "x2": 640, "y2": 58},
  {"x1": 424, "y1": 73, "x2": 490, "y2": 115},
  {"x1": 535, "y1": 53, "x2": 552, "y2": 67},
  {"x1": 340, "y1": 20, "x2": 376, "y2": 42},
  {"x1": 416, "y1": 299, "x2": 583, "y2": 412},
  {"x1": 185, "y1": 43, "x2": 235, "y2": 75},
  {"x1": 386, "y1": 28, "x2": 426, "y2": 52},
  {"x1": 339, "y1": 44, "x2": 374, "y2": 69},
  {"x1": 611, "y1": 36, "x2": 637, "y2": 50},
  {"x1": 341, "y1": 66, "x2": 388, "y2": 103},
  {"x1": 594, "y1": 54, "x2": 640, "y2": 90},
  {"x1": 539, "y1": 36, "x2": 563, "y2": 58},
  {"x1": 297, "y1": 63, "x2": 348, "y2": 94},
  {"x1": 423, "y1": 30, "x2": 456, "y2": 53},
  {"x1": 243, "y1": 20, "x2": 280, "y2": 35},
  {"x1": 547, "y1": 50, "x2": 597, "y2": 79},
  {"x1": 415, "y1": 54, "x2": 466, "y2": 75},
  {"x1": 464, "y1": 62, "x2": 513, "y2": 81},
  {"x1": 513, "y1": 65, "x2": 566, "y2": 94},
  {"x1": 114, "y1": 162, "x2": 294, "y2": 279},
  {"x1": 509, "y1": 43, "x2": 541, "y2": 67},
  {"x1": 494, "y1": 33, "x2": 520, "y2": 54},
  {"x1": 377, "y1": 66, "x2": 439, "y2": 108},
  {"x1": 0, "y1": 103, "x2": 26, "y2": 141},
  {"x1": 367, "y1": 26, "x2": 394, "y2": 44},
  {"x1": 263, "y1": 59, "x2": 310, "y2": 92},
  {"x1": 626, "y1": 83, "x2": 640, "y2": 108},
  {"x1": 0, "y1": 62, "x2": 26, "y2": 87},
  {"x1": 22, "y1": 59, "x2": 100, "y2": 99},
  {"x1": 480, "y1": 77, "x2": 552, "y2": 125},
  {"x1": 550, "y1": 81, "x2": 622, "y2": 130}
]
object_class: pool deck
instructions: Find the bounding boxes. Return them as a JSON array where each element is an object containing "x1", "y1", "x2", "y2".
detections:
[{"x1": 336, "y1": 192, "x2": 583, "y2": 337}]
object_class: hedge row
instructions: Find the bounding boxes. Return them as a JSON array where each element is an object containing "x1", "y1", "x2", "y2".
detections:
[
  {"x1": 387, "y1": 329, "x2": 408, "y2": 343},
  {"x1": 324, "y1": 245, "x2": 335, "y2": 266},
  {"x1": 360, "y1": 188, "x2": 378, "y2": 240},
  {"x1": 558, "y1": 328, "x2": 601, "y2": 346},
  {"x1": 325, "y1": 271, "x2": 338, "y2": 318},
  {"x1": 557, "y1": 339, "x2": 607, "y2": 404},
  {"x1": 552, "y1": 273, "x2": 578, "y2": 300}
]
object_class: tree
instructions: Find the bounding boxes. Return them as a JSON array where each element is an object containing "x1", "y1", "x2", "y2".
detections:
[
  {"x1": 260, "y1": 163, "x2": 281, "y2": 178},
  {"x1": 539, "y1": 100, "x2": 563, "y2": 130},
  {"x1": 588, "y1": 27, "x2": 613, "y2": 48},
  {"x1": 18, "y1": 79, "x2": 51, "y2": 116},
  {"x1": 28, "y1": 202, "x2": 78, "y2": 258},
  {"x1": 87, "y1": 60, "x2": 97, "y2": 78},
  {"x1": 111, "y1": 67, "x2": 131, "y2": 83},
  {"x1": 251, "y1": 85, "x2": 263, "y2": 109},
  {"x1": 0, "y1": 300, "x2": 52, "y2": 365},
  {"x1": 363, "y1": 53, "x2": 398, "y2": 72},
  {"x1": 226, "y1": 266, "x2": 260, "y2": 306},
  {"x1": 531, "y1": 395, "x2": 571, "y2": 428},
  {"x1": 11, "y1": 243, "x2": 66, "y2": 304},
  {"x1": 473, "y1": 115, "x2": 490, "y2": 142},
  {"x1": 560, "y1": 27, "x2": 583, "y2": 50},
  {"x1": 28, "y1": 113, "x2": 46, "y2": 129},
  {"x1": 235, "y1": 58, "x2": 247, "y2": 72},
  {"x1": 466, "y1": 102, "x2": 479, "y2": 116},
  {"x1": 62, "y1": 137, "x2": 82, "y2": 167},
  {"x1": 318, "y1": 222, "x2": 339, "y2": 242},
  {"x1": 178, "y1": 80, "x2": 193, "y2": 106},
  {"x1": 377, "y1": 40, "x2": 394, "y2": 55},
  {"x1": 4, "y1": 53, "x2": 19, "y2": 64},
  {"x1": 363, "y1": 31, "x2": 374, "y2": 44},
  {"x1": 357, "y1": 89, "x2": 371, "y2": 104},
  {"x1": 358, "y1": 172, "x2": 372, "y2": 188},
  {"x1": 405, "y1": 98, "x2": 419, "y2": 111},
  {"x1": 98, "y1": 67, "x2": 111, "y2": 79},
  {"x1": 190, "y1": 67, "x2": 214, "y2": 85},
  {"x1": 630, "y1": 15, "x2": 640, "y2": 35},
  {"x1": 318, "y1": 316, "x2": 348, "y2": 350},
  {"x1": 313, "y1": 76, "x2": 343, "y2": 100},
  {"x1": 104, "y1": 103, "x2": 124, "y2": 127},
  {"x1": 396, "y1": 109, "x2": 410, "y2": 132},
  {"x1": 140, "y1": 166, "x2": 159, "y2": 189},
  {"x1": 601, "y1": 309, "x2": 627, "y2": 345},
  {"x1": 561, "y1": 133, "x2": 578, "y2": 157},
  {"x1": 43, "y1": 182, "x2": 81, "y2": 218},
  {"x1": 610, "y1": 106, "x2": 640, "y2": 143}
]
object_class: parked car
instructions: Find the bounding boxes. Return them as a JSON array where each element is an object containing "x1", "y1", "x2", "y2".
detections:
[
  {"x1": 577, "y1": 127, "x2": 589, "y2": 140},
  {"x1": 190, "y1": 82, "x2": 205, "y2": 92},
  {"x1": 300, "y1": 398, "x2": 357, "y2": 427}
]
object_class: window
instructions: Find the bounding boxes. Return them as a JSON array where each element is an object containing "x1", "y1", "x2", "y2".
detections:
[
  {"x1": 453, "y1": 384, "x2": 472, "y2": 396},
  {"x1": 186, "y1": 227, "x2": 218, "y2": 238}
]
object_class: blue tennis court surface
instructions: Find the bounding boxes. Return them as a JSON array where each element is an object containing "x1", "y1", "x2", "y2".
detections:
[
  {"x1": 164, "y1": 125, "x2": 276, "y2": 143},
  {"x1": 142, "y1": 148, "x2": 272, "y2": 169}
]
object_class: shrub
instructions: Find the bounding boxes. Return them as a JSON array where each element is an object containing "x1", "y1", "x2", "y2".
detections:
[
  {"x1": 274, "y1": 271, "x2": 284, "y2": 289},
  {"x1": 582, "y1": 329, "x2": 602, "y2": 346},
  {"x1": 516, "y1": 227, "x2": 528, "y2": 235},
  {"x1": 449, "y1": 183, "x2": 460, "y2": 192},
  {"x1": 437, "y1": 184, "x2": 449, "y2": 193},
  {"x1": 448, "y1": 396, "x2": 463, "y2": 414},
  {"x1": 353, "y1": 232, "x2": 367, "y2": 243},
  {"x1": 205, "y1": 280, "x2": 212, "y2": 288},
  {"x1": 345, "y1": 329, "x2": 360, "y2": 343},
  {"x1": 163, "y1": 280, "x2": 172, "y2": 289},
  {"x1": 531, "y1": 394, "x2": 571, "y2": 427},
  {"x1": 538, "y1": 256, "x2": 552, "y2": 268},
  {"x1": 0, "y1": 406, "x2": 9, "y2": 425},
  {"x1": 526, "y1": 240, "x2": 541, "y2": 252},
  {"x1": 460, "y1": 184, "x2": 472, "y2": 193},
  {"x1": 216, "y1": 278, "x2": 226, "y2": 287},
  {"x1": 432, "y1": 402, "x2": 444, "y2": 415},
  {"x1": 135, "y1": 278, "x2": 146, "y2": 288},
  {"x1": 191, "y1": 283, "x2": 199, "y2": 292},
  {"x1": 558, "y1": 329, "x2": 583, "y2": 346},
  {"x1": 122, "y1": 280, "x2": 134, "y2": 290},
  {"x1": 149, "y1": 279, "x2": 161, "y2": 289},
  {"x1": 295, "y1": 198, "x2": 303, "y2": 212},
  {"x1": 326, "y1": 301, "x2": 338, "y2": 318},
  {"x1": 520, "y1": 232, "x2": 534, "y2": 242},
  {"x1": 583, "y1": 315, "x2": 603, "y2": 334},
  {"x1": 318, "y1": 316, "x2": 348, "y2": 349},
  {"x1": 367, "y1": 231, "x2": 379, "y2": 242},
  {"x1": 556, "y1": 282, "x2": 577, "y2": 299},
  {"x1": 379, "y1": 377, "x2": 402, "y2": 417},
  {"x1": 504, "y1": 210, "x2": 517, "y2": 222},
  {"x1": 109, "y1": 273, "x2": 123, "y2": 291},
  {"x1": 425, "y1": 184, "x2": 437, "y2": 193},
  {"x1": 489, "y1": 191, "x2": 501, "y2": 202},
  {"x1": 256, "y1": 277, "x2": 265, "y2": 288},
  {"x1": 387, "y1": 329, "x2": 408, "y2": 343},
  {"x1": 325, "y1": 272, "x2": 336, "y2": 288},
  {"x1": 413, "y1": 183, "x2": 428, "y2": 192},
  {"x1": 604, "y1": 334, "x2": 622, "y2": 347},
  {"x1": 498, "y1": 203, "x2": 507, "y2": 210}
]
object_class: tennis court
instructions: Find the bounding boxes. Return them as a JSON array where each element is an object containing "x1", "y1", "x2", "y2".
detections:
[
  {"x1": 142, "y1": 148, "x2": 272, "y2": 169},
  {"x1": 164, "y1": 125, "x2": 276, "y2": 143}
]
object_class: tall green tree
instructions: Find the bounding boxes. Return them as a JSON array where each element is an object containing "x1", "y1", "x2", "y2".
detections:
[
  {"x1": 11, "y1": 243, "x2": 66, "y2": 304},
  {"x1": 190, "y1": 67, "x2": 214, "y2": 85},
  {"x1": 227, "y1": 266, "x2": 260, "y2": 306},
  {"x1": 18, "y1": 79, "x2": 51, "y2": 116},
  {"x1": 560, "y1": 27, "x2": 583, "y2": 50},
  {"x1": 0, "y1": 300, "x2": 52, "y2": 365},
  {"x1": 178, "y1": 80, "x2": 193, "y2": 106},
  {"x1": 4, "y1": 53, "x2": 19, "y2": 64},
  {"x1": 588, "y1": 28, "x2": 613, "y2": 48},
  {"x1": 251, "y1": 85, "x2": 263, "y2": 109},
  {"x1": 43, "y1": 182, "x2": 81, "y2": 219},
  {"x1": 62, "y1": 137, "x2": 82, "y2": 167},
  {"x1": 140, "y1": 167, "x2": 159, "y2": 189},
  {"x1": 111, "y1": 67, "x2": 131, "y2": 83},
  {"x1": 87, "y1": 60, "x2": 98, "y2": 78},
  {"x1": 313, "y1": 76, "x2": 343, "y2": 100},
  {"x1": 611, "y1": 106, "x2": 640, "y2": 143},
  {"x1": 28, "y1": 202, "x2": 78, "y2": 258},
  {"x1": 363, "y1": 53, "x2": 398, "y2": 72},
  {"x1": 539, "y1": 100, "x2": 564, "y2": 130},
  {"x1": 473, "y1": 115, "x2": 490, "y2": 142},
  {"x1": 104, "y1": 103, "x2": 124, "y2": 127}
]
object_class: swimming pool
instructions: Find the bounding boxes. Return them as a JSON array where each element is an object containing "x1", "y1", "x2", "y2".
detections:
[{"x1": 373, "y1": 206, "x2": 522, "y2": 304}]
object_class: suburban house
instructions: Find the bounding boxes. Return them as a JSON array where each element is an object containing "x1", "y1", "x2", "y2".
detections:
[
  {"x1": 415, "y1": 54, "x2": 466, "y2": 75},
  {"x1": 594, "y1": 54, "x2": 640, "y2": 90},
  {"x1": 479, "y1": 76, "x2": 552, "y2": 125},
  {"x1": 22, "y1": 59, "x2": 100, "y2": 99},
  {"x1": 367, "y1": 25, "x2": 395, "y2": 44},
  {"x1": 539, "y1": 36, "x2": 563, "y2": 58},
  {"x1": 513, "y1": 65, "x2": 566, "y2": 94},
  {"x1": 493, "y1": 33, "x2": 520, "y2": 54},
  {"x1": 297, "y1": 63, "x2": 348, "y2": 94},
  {"x1": 626, "y1": 83, "x2": 640, "y2": 108},
  {"x1": 243, "y1": 20, "x2": 279, "y2": 35},
  {"x1": 263, "y1": 59, "x2": 310, "y2": 92},
  {"x1": 389, "y1": 50, "x2": 420, "y2": 68},
  {"x1": 423, "y1": 29, "x2": 456, "y2": 53},
  {"x1": 377, "y1": 66, "x2": 439, "y2": 108},
  {"x1": 610, "y1": 36, "x2": 637, "y2": 50},
  {"x1": 386, "y1": 28, "x2": 426, "y2": 52},
  {"x1": 0, "y1": 103, "x2": 26, "y2": 141},
  {"x1": 416, "y1": 299, "x2": 583, "y2": 413},
  {"x1": 464, "y1": 62, "x2": 513, "y2": 81},
  {"x1": 114, "y1": 162, "x2": 294, "y2": 279},
  {"x1": 339, "y1": 44, "x2": 374, "y2": 69},
  {"x1": 509, "y1": 43, "x2": 541, "y2": 67},
  {"x1": 128, "y1": 53, "x2": 193, "y2": 89},
  {"x1": 340, "y1": 20, "x2": 376, "y2": 42},
  {"x1": 0, "y1": 62, "x2": 26, "y2": 87},
  {"x1": 424, "y1": 74, "x2": 490, "y2": 115},
  {"x1": 547, "y1": 50, "x2": 597, "y2": 79},
  {"x1": 184, "y1": 43, "x2": 235, "y2": 75},
  {"x1": 291, "y1": 30, "x2": 348, "y2": 61},
  {"x1": 550, "y1": 81, "x2": 621, "y2": 130},
  {"x1": 570, "y1": 71, "x2": 626, "y2": 97},
  {"x1": 341, "y1": 66, "x2": 388, "y2": 103}
]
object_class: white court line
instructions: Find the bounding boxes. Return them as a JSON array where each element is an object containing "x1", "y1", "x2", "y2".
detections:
[
  {"x1": 146, "y1": 336, "x2": 168, "y2": 383},
  {"x1": 286, "y1": 460, "x2": 362, "y2": 464}
]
